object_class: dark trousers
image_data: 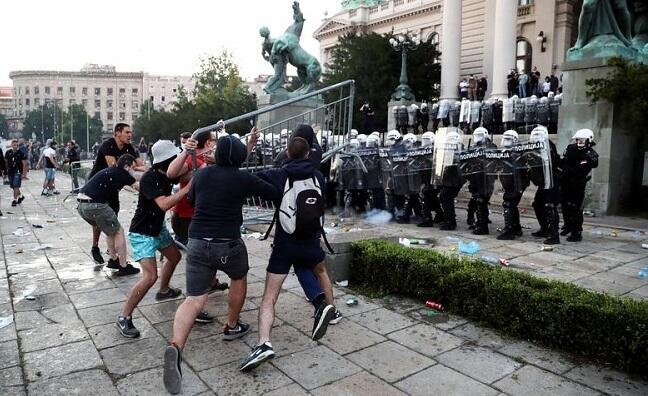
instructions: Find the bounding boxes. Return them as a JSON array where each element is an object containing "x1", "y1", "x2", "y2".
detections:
[{"x1": 561, "y1": 180, "x2": 586, "y2": 233}]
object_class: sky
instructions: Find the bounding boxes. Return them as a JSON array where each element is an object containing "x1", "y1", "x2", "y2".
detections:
[{"x1": 0, "y1": 0, "x2": 342, "y2": 86}]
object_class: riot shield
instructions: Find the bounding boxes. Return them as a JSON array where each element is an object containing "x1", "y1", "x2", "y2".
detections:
[
  {"x1": 357, "y1": 147, "x2": 382, "y2": 190},
  {"x1": 513, "y1": 137, "x2": 553, "y2": 189},
  {"x1": 390, "y1": 144, "x2": 410, "y2": 196},
  {"x1": 514, "y1": 100, "x2": 526, "y2": 124},
  {"x1": 459, "y1": 99, "x2": 470, "y2": 124},
  {"x1": 431, "y1": 127, "x2": 464, "y2": 187},
  {"x1": 470, "y1": 101, "x2": 481, "y2": 125},
  {"x1": 437, "y1": 100, "x2": 450, "y2": 120},
  {"x1": 339, "y1": 152, "x2": 367, "y2": 191},
  {"x1": 502, "y1": 98, "x2": 515, "y2": 124},
  {"x1": 524, "y1": 98, "x2": 538, "y2": 124},
  {"x1": 407, "y1": 145, "x2": 434, "y2": 194},
  {"x1": 485, "y1": 146, "x2": 525, "y2": 194},
  {"x1": 536, "y1": 99, "x2": 550, "y2": 125},
  {"x1": 379, "y1": 147, "x2": 393, "y2": 191},
  {"x1": 450, "y1": 102, "x2": 461, "y2": 127},
  {"x1": 481, "y1": 102, "x2": 493, "y2": 126}
]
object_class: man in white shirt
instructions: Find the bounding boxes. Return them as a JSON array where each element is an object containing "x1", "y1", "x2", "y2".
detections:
[{"x1": 40, "y1": 139, "x2": 60, "y2": 196}]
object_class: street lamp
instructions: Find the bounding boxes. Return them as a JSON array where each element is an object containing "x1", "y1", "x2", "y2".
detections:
[{"x1": 389, "y1": 32, "x2": 419, "y2": 101}]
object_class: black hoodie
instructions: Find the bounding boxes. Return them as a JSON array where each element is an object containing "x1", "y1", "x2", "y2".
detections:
[
  {"x1": 188, "y1": 135, "x2": 278, "y2": 239},
  {"x1": 273, "y1": 124, "x2": 323, "y2": 168}
]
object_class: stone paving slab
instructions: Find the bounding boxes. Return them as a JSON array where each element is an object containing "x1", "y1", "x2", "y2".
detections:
[
  {"x1": 493, "y1": 365, "x2": 599, "y2": 396},
  {"x1": 3, "y1": 173, "x2": 648, "y2": 395},
  {"x1": 346, "y1": 340, "x2": 435, "y2": 383},
  {"x1": 27, "y1": 369, "x2": 118, "y2": 396},
  {"x1": 395, "y1": 364, "x2": 498, "y2": 396}
]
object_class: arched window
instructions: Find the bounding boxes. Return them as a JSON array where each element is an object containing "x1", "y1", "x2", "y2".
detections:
[
  {"x1": 427, "y1": 32, "x2": 440, "y2": 64},
  {"x1": 516, "y1": 38, "x2": 532, "y2": 74}
]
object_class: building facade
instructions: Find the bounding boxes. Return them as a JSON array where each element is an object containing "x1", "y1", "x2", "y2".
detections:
[
  {"x1": 9, "y1": 64, "x2": 194, "y2": 134},
  {"x1": 314, "y1": 0, "x2": 582, "y2": 98},
  {"x1": 0, "y1": 87, "x2": 12, "y2": 118}
]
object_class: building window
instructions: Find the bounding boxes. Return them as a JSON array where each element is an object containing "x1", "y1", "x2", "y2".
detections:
[
  {"x1": 150, "y1": 95, "x2": 154, "y2": 102},
  {"x1": 369, "y1": 5, "x2": 378, "y2": 13},
  {"x1": 161, "y1": 96, "x2": 165, "y2": 102},
  {"x1": 70, "y1": 87, "x2": 76, "y2": 96},
  {"x1": 107, "y1": 88, "x2": 113, "y2": 96},
  {"x1": 132, "y1": 113, "x2": 138, "y2": 121},
  {"x1": 25, "y1": 87, "x2": 30, "y2": 95},
  {"x1": 132, "y1": 88, "x2": 138, "y2": 96},
  {"x1": 516, "y1": 38, "x2": 533, "y2": 73},
  {"x1": 132, "y1": 101, "x2": 139, "y2": 110},
  {"x1": 18, "y1": 87, "x2": 22, "y2": 95},
  {"x1": 518, "y1": 0, "x2": 534, "y2": 5},
  {"x1": 25, "y1": 98, "x2": 30, "y2": 106},
  {"x1": 34, "y1": 98, "x2": 40, "y2": 106},
  {"x1": 120, "y1": 101, "x2": 126, "y2": 109},
  {"x1": 119, "y1": 112, "x2": 125, "y2": 121},
  {"x1": 34, "y1": 86, "x2": 39, "y2": 95},
  {"x1": 69, "y1": 99, "x2": 76, "y2": 106},
  {"x1": 394, "y1": 0, "x2": 403, "y2": 6},
  {"x1": 95, "y1": 99, "x2": 101, "y2": 108},
  {"x1": 107, "y1": 111, "x2": 113, "y2": 120},
  {"x1": 82, "y1": 87, "x2": 88, "y2": 96},
  {"x1": 95, "y1": 87, "x2": 101, "y2": 96},
  {"x1": 82, "y1": 99, "x2": 88, "y2": 107},
  {"x1": 107, "y1": 100, "x2": 113, "y2": 109},
  {"x1": 119, "y1": 88, "x2": 126, "y2": 98},
  {"x1": 57, "y1": 86, "x2": 63, "y2": 96},
  {"x1": 94, "y1": 111, "x2": 100, "y2": 119},
  {"x1": 45, "y1": 86, "x2": 50, "y2": 95},
  {"x1": 381, "y1": 2, "x2": 389, "y2": 10},
  {"x1": 107, "y1": 123, "x2": 114, "y2": 131}
]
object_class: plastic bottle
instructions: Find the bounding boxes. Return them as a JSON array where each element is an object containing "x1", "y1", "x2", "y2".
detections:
[
  {"x1": 446, "y1": 236, "x2": 461, "y2": 243},
  {"x1": 481, "y1": 255, "x2": 498, "y2": 265},
  {"x1": 590, "y1": 230, "x2": 604, "y2": 236},
  {"x1": 638, "y1": 269, "x2": 648, "y2": 280}
]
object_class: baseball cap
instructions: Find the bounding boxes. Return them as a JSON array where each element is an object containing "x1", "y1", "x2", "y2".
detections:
[{"x1": 151, "y1": 140, "x2": 180, "y2": 164}]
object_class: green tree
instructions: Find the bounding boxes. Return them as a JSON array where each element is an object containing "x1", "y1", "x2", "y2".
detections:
[
  {"x1": 60, "y1": 104, "x2": 103, "y2": 151},
  {"x1": 22, "y1": 105, "x2": 63, "y2": 142},
  {"x1": 586, "y1": 57, "x2": 648, "y2": 135},
  {"x1": 134, "y1": 51, "x2": 257, "y2": 141},
  {"x1": 322, "y1": 31, "x2": 441, "y2": 131}
]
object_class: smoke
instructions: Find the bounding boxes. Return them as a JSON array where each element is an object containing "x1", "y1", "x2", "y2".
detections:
[{"x1": 363, "y1": 209, "x2": 392, "y2": 225}]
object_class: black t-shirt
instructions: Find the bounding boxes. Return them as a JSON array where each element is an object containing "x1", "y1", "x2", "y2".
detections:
[
  {"x1": 67, "y1": 146, "x2": 81, "y2": 163},
  {"x1": 129, "y1": 169, "x2": 175, "y2": 237},
  {"x1": 5, "y1": 149, "x2": 25, "y2": 173},
  {"x1": 90, "y1": 138, "x2": 137, "y2": 177},
  {"x1": 81, "y1": 167, "x2": 135, "y2": 204}
]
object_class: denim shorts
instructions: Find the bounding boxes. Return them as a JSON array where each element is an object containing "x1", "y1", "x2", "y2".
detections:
[
  {"x1": 267, "y1": 238, "x2": 325, "y2": 275},
  {"x1": 44, "y1": 168, "x2": 56, "y2": 181},
  {"x1": 128, "y1": 227, "x2": 174, "y2": 262},
  {"x1": 186, "y1": 238, "x2": 248, "y2": 296},
  {"x1": 8, "y1": 172, "x2": 21, "y2": 188},
  {"x1": 77, "y1": 202, "x2": 121, "y2": 236}
]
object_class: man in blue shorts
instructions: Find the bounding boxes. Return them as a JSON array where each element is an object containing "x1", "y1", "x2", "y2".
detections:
[
  {"x1": 117, "y1": 140, "x2": 189, "y2": 338},
  {"x1": 5, "y1": 139, "x2": 26, "y2": 207},
  {"x1": 239, "y1": 137, "x2": 336, "y2": 372}
]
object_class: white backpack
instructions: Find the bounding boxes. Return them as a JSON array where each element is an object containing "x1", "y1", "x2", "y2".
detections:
[{"x1": 278, "y1": 176, "x2": 323, "y2": 237}]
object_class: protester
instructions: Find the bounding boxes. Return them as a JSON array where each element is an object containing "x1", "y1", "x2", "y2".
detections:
[
  {"x1": 138, "y1": 137, "x2": 148, "y2": 163},
  {"x1": 65, "y1": 140, "x2": 81, "y2": 191},
  {"x1": 5, "y1": 139, "x2": 26, "y2": 207},
  {"x1": 163, "y1": 133, "x2": 278, "y2": 393},
  {"x1": 77, "y1": 154, "x2": 140, "y2": 276},
  {"x1": 117, "y1": 140, "x2": 187, "y2": 338},
  {"x1": 239, "y1": 137, "x2": 337, "y2": 372},
  {"x1": 39, "y1": 139, "x2": 60, "y2": 196}
]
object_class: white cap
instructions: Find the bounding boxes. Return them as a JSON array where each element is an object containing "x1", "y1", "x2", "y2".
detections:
[{"x1": 152, "y1": 140, "x2": 180, "y2": 164}]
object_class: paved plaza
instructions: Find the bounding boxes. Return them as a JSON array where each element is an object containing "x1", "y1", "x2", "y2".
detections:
[{"x1": 1, "y1": 174, "x2": 648, "y2": 395}]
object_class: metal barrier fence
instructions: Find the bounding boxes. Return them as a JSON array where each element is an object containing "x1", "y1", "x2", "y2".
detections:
[
  {"x1": 191, "y1": 80, "x2": 356, "y2": 225},
  {"x1": 69, "y1": 160, "x2": 95, "y2": 192}
]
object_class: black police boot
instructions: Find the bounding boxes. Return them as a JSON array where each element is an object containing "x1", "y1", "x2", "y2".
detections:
[
  {"x1": 531, "y1": 200, "x2": 549, "y2": 238},
  {"x1": 560, "y1": 202, "x2": 572, "y2": 236},
  {"x1": 566, "y1": 231, "x2": 582, "y2": 242},
  {"x1": 497, "y1": 208, "x2": 515, "y2": 240},
  {"x1": 417, "y1": 218, "x2": 435, "y2": 227},
  {"x1": 466, "y1": 198, "x2": 477, "y2": 228},
  {"x1": 543, "y1": 204, "x2": 560, "y2": 245},
  {"x1": 472, "y1": 199, "x2": 489, "y2": 235}
]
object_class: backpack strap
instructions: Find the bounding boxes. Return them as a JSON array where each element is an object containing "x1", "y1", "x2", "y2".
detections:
[
  {"x1": 261, "y1": 207, "x2": 278, "y2": 241},
  {"x1": 321, "y1": 225, "x2": 335, "y2": 254}
]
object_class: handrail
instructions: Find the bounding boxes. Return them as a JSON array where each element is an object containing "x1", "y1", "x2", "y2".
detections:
[{"x1": 192, "y1": 80, "x2": 355, "y2": 136}]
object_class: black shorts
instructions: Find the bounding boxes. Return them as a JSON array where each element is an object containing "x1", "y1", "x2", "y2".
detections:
[
  {"x1": 186, "y1": 238, "x2": 248, "y2": 296},
  {"x1": 267, "y1": 238, "x2": 325, "y2": 275}
]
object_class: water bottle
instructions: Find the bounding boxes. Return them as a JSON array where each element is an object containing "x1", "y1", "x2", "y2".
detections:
[
  {"x1": 446, "y1": 236, "x2": 461, "y2": 243},
  {"x1": 638, "y1": 269, "x2": 648, "y2": 280},
  {"x1": 590, "y1": 230, "x2": 604, "y2": 236},
  {"x1": 481, "y1": 255, "x2": 498, "y2": 265}
]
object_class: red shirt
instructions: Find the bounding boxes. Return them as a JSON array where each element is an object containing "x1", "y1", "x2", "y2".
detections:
[{"x1": 173, "y1": 154, "x2": 206, "y2": 217}]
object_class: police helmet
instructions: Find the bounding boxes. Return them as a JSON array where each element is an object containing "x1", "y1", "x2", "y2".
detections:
[
  {"x1": 366, "y1": 134, "x2": 380, "y2": 148},
  {"x1": 501, "y1": 130, "x2": 519, "y2": 147},
  {"x1": 349, "y1": 129, "x2": 359, "y2": 139},
  {"x1": 572, "y1": 128, "x2": 594, "y2": 146},
  {"x1": 349, "y1": 138, "x2": 360, "y2": 149},
  {"x1": 472, "y1": 127, "x2": 489, "y2": 143},
  {"x1": 386, "y1": 130, "x2": 401, "y2": 142},
  {"x1": 446, "y1": 131, "x2": 461, "y2": 145},
  {"x1": 357, "y1": 134, "x2": 367, "y2": 145},
  {"x1": 421, "y1": 131, "x2": 435, "y2": 147},
  {"x1": 530, "y1": 125, "x2": 549, "y2": 143},
  {"x1": 403, "y1": 133, "x2": 417, "y2": 145}
]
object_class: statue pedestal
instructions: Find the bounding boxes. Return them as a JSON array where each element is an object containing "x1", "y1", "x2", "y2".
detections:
[
  {"x1": 558, "y1": 58, "x2": 646, "y2": 216},
  {"x1": 256, "y1": 94, "x2": 325, "y2": 131},
  {"x1": 386, "y1": 99, "x2": 413, "y2": 131}
]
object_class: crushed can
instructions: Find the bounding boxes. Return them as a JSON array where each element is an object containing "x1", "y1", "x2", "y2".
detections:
[
  {"x1": 541, "y1": 246, "x2": 553, "y2": 252},
  {"x1": 499, "y1": 258, "x2": 510, "y2": 267},
  {"x1": 345, "y1": 297, "x2": 358, "y2": 306},
  {"x1": 425, "y1": 300, "x2": 443, "y2": 310}
]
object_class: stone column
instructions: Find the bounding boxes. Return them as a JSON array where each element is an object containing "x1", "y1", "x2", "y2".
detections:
[
  {"x1": 490, "y1": 0, "x2": 518, "y2": 99},
  {"x1": 440, "y1": 0, "x2": 461, "y2": 100}
]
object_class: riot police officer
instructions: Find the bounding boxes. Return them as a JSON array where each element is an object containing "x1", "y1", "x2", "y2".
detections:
[
  {"x1": 437, "y1": 130, "x2": 464, "y2": 230},
  {"x1": 529, "y1": 126, "x2": 562, "y2": 245},
  {"x1": 496, "y1": 130, "x2": 530, "y2": 240},
  {"x1": 560, "y1": 128, "x2": 598, "y2": 242},
  {"x1": 466, "y1": 127, "x2": 496, "y2": 235},
  {"x1": 417, "y1": 132, "x2": 444, "y2": 227}
]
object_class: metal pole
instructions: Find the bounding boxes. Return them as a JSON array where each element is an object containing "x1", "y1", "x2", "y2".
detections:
[{"x1": 86, "y1": 113, "x2": 89, "y2": 154}]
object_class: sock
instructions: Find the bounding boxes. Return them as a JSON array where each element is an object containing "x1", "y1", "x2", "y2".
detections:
[{"x1": 312, "y1": 293, "x2": 326, "y2": 310}]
